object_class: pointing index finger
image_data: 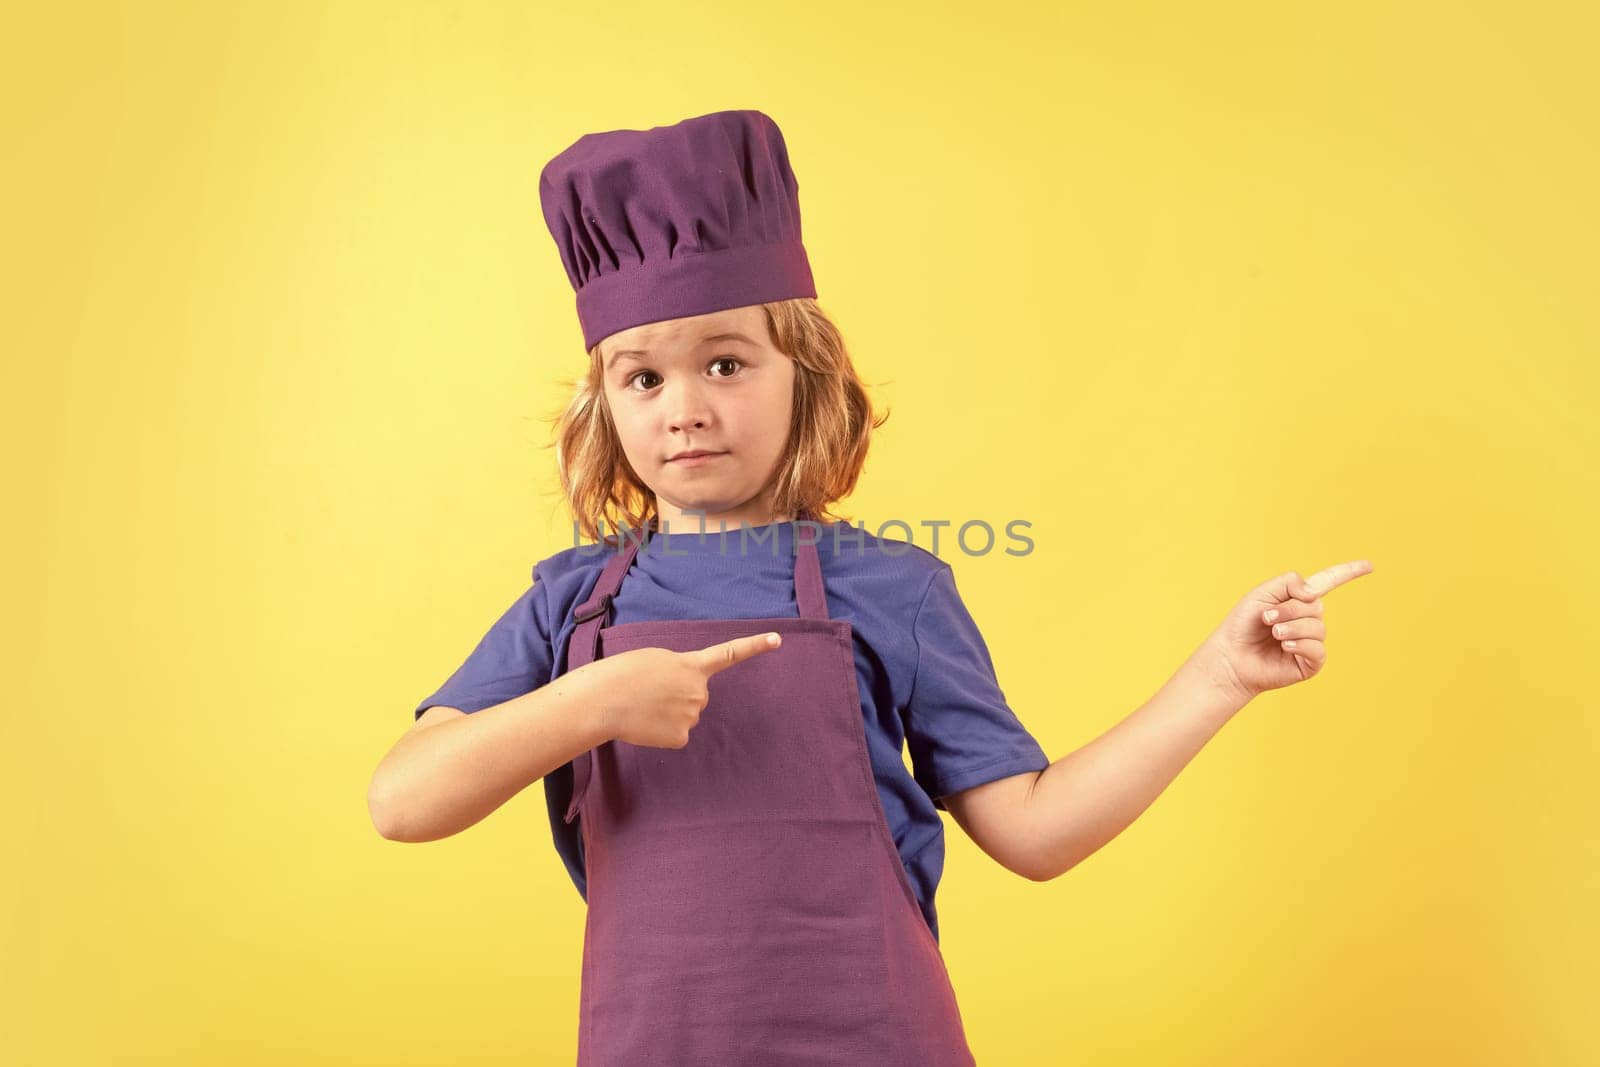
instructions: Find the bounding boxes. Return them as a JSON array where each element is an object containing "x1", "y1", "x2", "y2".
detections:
[
  {"x1": 1303, "y1": 559, "x2": 1375, "y2": 597},
  {"x1": 687, "y1": 632, "x2": 783, "y2": 675}
]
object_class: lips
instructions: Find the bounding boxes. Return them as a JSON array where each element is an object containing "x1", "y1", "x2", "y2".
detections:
[{"x1": 667, "y1": 450, "x2": 727, "y2": 466}]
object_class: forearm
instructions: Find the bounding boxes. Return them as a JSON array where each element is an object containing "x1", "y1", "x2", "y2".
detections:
[
  {"x1": 370, "y1": 667, "x2": 612, "y2": 843},
  {"x1": 1021, "y1": 646, "x2": 1250, "y2": 880}
]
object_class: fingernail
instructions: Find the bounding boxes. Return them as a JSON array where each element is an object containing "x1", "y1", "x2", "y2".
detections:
[{"x1": 1264, "y1": 609, "x2": 1279, "y2": 623}]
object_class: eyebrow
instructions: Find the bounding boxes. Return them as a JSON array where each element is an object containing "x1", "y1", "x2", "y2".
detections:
[{"x1": 606, "y1": 332, "x2": 760, "y2": 368}]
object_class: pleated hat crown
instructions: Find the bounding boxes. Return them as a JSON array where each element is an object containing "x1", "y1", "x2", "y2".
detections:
[{"x1": 538, "y1": 109, "x2": 818, "y2": 352}]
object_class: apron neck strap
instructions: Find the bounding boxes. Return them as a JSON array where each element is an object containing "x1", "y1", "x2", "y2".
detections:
[{"x1": 568, "y1": 514, "x2": 831, "y2": 666}]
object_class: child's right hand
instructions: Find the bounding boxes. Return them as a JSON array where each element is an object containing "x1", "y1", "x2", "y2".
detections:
[{"x1": 574, "y1": 632, "x2": 783, "y2": 750}]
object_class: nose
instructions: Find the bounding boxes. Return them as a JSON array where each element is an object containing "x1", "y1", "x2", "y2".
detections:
[{"x1": 662, "y1": 377, "x2": 713, "y2": 434}]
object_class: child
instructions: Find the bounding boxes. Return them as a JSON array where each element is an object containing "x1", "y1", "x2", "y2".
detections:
[{"x1": 375, "y1": 109, "x2": 1373, "y2": 1065}]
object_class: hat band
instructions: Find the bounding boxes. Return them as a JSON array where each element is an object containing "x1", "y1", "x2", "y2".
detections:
[{"x1": 575, "y1": 238, "x2": 816, "y2": 352}]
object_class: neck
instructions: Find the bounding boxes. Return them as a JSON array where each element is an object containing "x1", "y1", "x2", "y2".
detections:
[{"x1": 652, "y1": 499, "x2": 799, "y2": 534}]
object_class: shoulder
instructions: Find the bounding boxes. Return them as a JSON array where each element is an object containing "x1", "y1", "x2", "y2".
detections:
[
  {"x1": 532, "y1": 539, "x2": 613, "y2": 584},
  {"x1": 529, "y1": 541, "x2": 617, "y2": 625},
  {"x1": 813, "y1": 521, "x2": 951, "y2": 594},
  {"x1": 813, "y1": 524, "x2": 952, "y2": 660},
  {"x1": 808, "y1": 523, "x2": 955, "y2": 711}
]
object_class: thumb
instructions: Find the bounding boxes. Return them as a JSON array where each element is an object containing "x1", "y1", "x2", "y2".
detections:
[{"x1": 684, "y1": 632, "x2": 783, "y2": 676}]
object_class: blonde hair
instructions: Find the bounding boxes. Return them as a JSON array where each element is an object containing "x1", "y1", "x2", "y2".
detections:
[{"x1": 543, "y1": 297, "x2": 888, "y2": 543}]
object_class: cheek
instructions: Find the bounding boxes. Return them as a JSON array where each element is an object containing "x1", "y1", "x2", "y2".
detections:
[
  {"x1": 605, "y1": 401, "x2": 651, "y2": 455},
  {"x1": 761, "y1": 387, "x2": 795, "y2": 445},
  {"x1": 727, "y1": 394, "x2": 788, "y2": 450},
  {"x1": 748, "y1": 376, "x2": 794, "y2": 425}
]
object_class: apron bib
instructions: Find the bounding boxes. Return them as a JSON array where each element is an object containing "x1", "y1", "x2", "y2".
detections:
[{"x1": 560, "y1": 518, "x2": 977, "y2": 1065}]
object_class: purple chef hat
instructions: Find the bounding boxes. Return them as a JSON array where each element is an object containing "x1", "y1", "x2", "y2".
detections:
[{"x1": 538, "y1": 109, "x2": 818, "y2": 352}]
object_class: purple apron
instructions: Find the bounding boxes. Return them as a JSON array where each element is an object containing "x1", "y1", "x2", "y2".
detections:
[{"x1": 560, "y1": 520, "x2": 978, "y2": 1065}]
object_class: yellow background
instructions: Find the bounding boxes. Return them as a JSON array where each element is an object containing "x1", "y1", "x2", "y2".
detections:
[{"x1": 4, "y1": 1, "x2": 1595, "y2": 1063}]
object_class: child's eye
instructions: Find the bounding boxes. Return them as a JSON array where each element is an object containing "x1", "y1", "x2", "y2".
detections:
[{"x1": 625, "y1": 357, "x2": 743, "y2": 393}]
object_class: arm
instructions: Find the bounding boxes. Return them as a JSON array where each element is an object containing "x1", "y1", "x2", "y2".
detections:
[
  {"x1": 367, "y1": 667, "x2": 613, "y2": 844},
  {"x1": 944, "y1": 562, "x2": 1373, "y2": 882},
  {"x1": 943, "y1": 642, "x2": 1249, "y2": 882}
]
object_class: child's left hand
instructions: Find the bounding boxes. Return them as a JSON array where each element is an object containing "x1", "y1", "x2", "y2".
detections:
[{"x1": 1199, "y1": 559, "x2": 1375, "y2": 703}]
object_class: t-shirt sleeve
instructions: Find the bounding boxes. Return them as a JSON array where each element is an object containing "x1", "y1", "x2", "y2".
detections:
[
  {"x1": 903, "y1": 564, "x2": 1050, "y2": 810},
  {"x1": 412, "y1": 566, "x2": 556, "y2": 721}
]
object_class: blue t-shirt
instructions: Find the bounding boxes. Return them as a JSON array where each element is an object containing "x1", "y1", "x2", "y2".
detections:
[{"x1": 414, "y1": 520, "x2": 1050, "y2": 942}]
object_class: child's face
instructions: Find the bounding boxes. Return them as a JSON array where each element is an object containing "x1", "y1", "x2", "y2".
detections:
[{"x1": 599, "y1": 305, "x2": 796, "y2": 527}]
